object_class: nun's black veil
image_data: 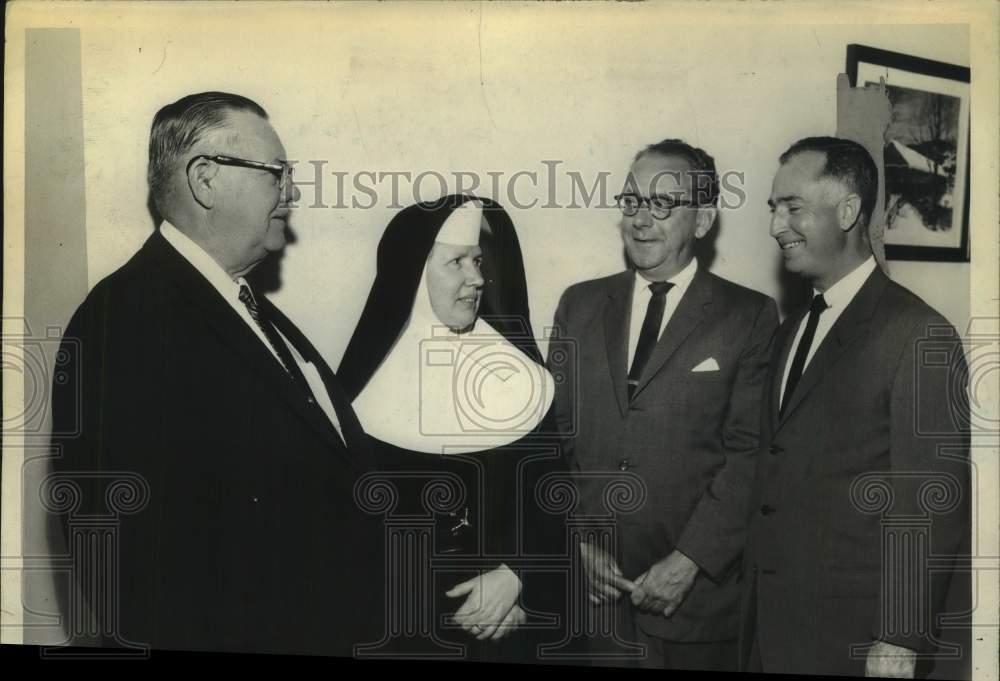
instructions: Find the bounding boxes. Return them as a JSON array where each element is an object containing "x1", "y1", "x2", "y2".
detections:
[{"x1": 339, "y1": 195, "x2": 543, "y2": 401}]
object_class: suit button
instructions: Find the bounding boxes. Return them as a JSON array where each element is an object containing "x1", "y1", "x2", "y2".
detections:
[
  {"x1": 769, "y1": 444, "x2": 783, "y2": 455},
  {"x1": 618, "y1": 459, "x2": 630, "y2": 471},
  {"x1": 760, "y1": 504, "x2": 775, "y2": 516},
  {"x1": 307, "y1": 396, "x2": 316, "y2": 405}
]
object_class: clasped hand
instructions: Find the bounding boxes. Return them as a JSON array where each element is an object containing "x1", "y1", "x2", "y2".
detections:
[
  {"x1": 580, "y1": 543, "x2": 699, "y2": 618},
  {"x1": 630, "y1": 550, "x2": 699, "y2": 617},
  {"x1": 579, "y1": 542, "x2": 636, "y2": 604},
  {"x1": 446, "y1": 563, "x2": 525, "y2": 640}
]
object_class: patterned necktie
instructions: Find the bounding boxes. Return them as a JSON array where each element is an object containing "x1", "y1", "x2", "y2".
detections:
[
  {"x1": 238, "y1": 282, "x2": 316, "y2": 403},
  {"x1": 628, "y1": 281, "x2": 674, "y2": 400},
  {"x1": 780, "y1": 293, "x2": 828, "y2": 418}
]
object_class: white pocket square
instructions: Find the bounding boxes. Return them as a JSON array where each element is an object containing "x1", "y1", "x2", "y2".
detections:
[{"x1": 691, "y1": 357, "x2": 720, "y2": 372}]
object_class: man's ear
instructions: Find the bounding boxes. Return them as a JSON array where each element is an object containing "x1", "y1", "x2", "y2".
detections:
[
  {"x1": 187, "y1": 158, "x2": 219, "y2": 209},
  {"x1": 694, "y1": 206, "x2": 717, "y2": 239},
  {"x1": 838, "y1": 193, "x2": 863, "y2": 232}
]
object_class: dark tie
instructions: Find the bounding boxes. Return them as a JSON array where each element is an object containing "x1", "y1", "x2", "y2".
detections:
[
  {"x1": 238, "y1": 282, "x2": 316, "y2": 403},
  {"x1": 780, "y1": 293, "x2": 828, "y2": 418},
  {"x1": 628, "y1": 281, "x2": 674, "y2": 400}
]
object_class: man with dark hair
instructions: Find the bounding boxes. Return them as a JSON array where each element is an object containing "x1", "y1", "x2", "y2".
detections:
[
  {"x1": 739, "y1": 136, "x2": 969, "y2": 677},
  {"x1": 51, "y1": 92, "x2": 380, "y2": 656},
  {"x1": 551, "y1": 138, "x2": 778, "y2": 670},
  {"x1": 633, "y1": 138, "x2": 721, "y2": 207}
]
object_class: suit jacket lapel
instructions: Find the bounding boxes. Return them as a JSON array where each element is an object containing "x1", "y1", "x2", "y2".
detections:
[
  {"x1": 266, "y1": 299, "x2": 373, "y2": 471},
  {"x1": 776, "y1": 268, "x2": 888, "y2": 429},
  {"x1": 145, "y1": 232, "x2": 364, "y2": 469},
  {"x1": 631, "y1": 267, "x2": 713, "y2": 400},
  {"x1": 603, "y1": 272, "x2": 634, "y2": 417}
]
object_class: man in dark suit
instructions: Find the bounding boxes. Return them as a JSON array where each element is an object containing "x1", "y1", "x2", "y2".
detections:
[
  {"x1": 550, "y1": 139, "x2": 778, "y2": 670},
  {"x1": 50, "y1": 92, "x2": 380, "y2": 656},
  {"x1": 740, "y1": 137, "x2": 970, "y2": 677}
]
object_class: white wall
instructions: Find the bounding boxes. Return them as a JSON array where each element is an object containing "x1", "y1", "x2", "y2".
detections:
[{"x1": 75, "y1": 5, "x2": 971, "y2": 364}]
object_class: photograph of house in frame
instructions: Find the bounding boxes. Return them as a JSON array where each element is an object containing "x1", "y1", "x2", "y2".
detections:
[{"x1": 848, "y1": 43, "x2": 970, "y2": 262}]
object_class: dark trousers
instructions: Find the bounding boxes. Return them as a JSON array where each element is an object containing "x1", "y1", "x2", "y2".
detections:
[
  {"x1": 634, "y1": 625, "x2": 738, "y2": 672},
  {"x1": 746, "y1": 627, "x2": 763, "y2": 673},
  {"x1": 744, "y1": 586, "x2": 764, "y2": 672},
  {"x1": 586, "y1": 602, "x2": 738, "y2": 671}
]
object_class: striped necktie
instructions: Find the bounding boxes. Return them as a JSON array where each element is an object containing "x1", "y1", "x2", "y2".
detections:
[{"x1": 238, "y1": 282, "x2": 315, "y2": 402}]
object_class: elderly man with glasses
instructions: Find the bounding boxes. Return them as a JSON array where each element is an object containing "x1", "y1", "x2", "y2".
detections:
[
  {"x1": 549, "y1": 138, "x2": 778, "y2": 670},
  {"x1": 50, "y1": 92, "x2": 381, "y2": 656}
]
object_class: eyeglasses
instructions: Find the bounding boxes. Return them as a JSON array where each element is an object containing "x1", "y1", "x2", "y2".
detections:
[
  {"x1": 187, "y1": 154, "x2": 295, "y2": 194},
  {"x1": 615, "y1": 193, "x2": 698, "y2": 220}
]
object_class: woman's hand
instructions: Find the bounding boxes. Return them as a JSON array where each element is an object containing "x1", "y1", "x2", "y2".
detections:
[
  {"x1": 445, "y1": 563, "x2": 523, "y2": 640},
  {"x1": 488, "y1": 604, "x2": 527, "y2": 641}
]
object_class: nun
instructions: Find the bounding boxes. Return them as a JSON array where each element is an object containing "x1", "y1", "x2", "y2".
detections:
[{"x1": 339, "y1": 195, "x2": 564, "y2": 662}]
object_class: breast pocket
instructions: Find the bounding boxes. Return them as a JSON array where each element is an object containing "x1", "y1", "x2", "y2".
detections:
[{"x1": 670, "y1": 367, "x2": 733, "y2": 411}]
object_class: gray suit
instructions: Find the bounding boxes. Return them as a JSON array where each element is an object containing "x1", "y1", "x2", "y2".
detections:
[
  {"x1": 551, "y1": 266, "x2": 778, "y2": 649},
  {"x1": 738, "y1": 267, "x2": 970, "y2": 676}
]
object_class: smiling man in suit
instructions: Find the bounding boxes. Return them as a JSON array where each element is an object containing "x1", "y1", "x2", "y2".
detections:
[
  {"x1": 739, "y1": 137, "x2": 970, "y2": 677},
  {"x1": 50, "y1": 92, "x2": 380, "y2": 656},
  {"x1": 550, "y1": 139, "x2": 778, "y2": 670}
]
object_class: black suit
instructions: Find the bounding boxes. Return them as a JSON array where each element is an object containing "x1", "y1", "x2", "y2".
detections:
[{"x1": 50, "y1": 230, "x2": 381, "y2": 656}]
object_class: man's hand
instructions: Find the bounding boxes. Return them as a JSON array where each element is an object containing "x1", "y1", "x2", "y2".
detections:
[
  {"x1": 630, "y1": 550, "x2": 699, "y2": 616},
  {"x1": 579, "y1": 542, "x2": 636, "y2": 605},
  {"x1": 446, "y1": 564, "x2": 522, "y2": 640},
  {"x1": 865, "y1": 641, "x2": 917, "y2": 678}
]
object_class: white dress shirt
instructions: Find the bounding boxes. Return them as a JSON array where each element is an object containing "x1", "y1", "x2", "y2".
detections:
[
  {"x1": 779, "y1": 256, "x2": 877, "y2": 407},
  {"x1": 160, "y1": 222, "x2": 344, "y2": 440},
  {"x1": 627, "y1": 256, "x2": 699, "y2": 369}
]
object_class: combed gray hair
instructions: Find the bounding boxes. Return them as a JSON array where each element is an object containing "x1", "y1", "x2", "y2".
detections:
[{"x1": 147, "y1": 91, "x2": 268, "y2": 215}]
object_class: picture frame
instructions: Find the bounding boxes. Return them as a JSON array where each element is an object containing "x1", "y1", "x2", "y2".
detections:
[{"x1": 847, "y1": 44, "x2": 970, "y2": 262}]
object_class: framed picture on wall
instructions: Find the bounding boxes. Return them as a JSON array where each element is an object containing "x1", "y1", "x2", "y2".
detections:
[{"x1": 847, "y1": 44, "x2": 970, "y2": 262}]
